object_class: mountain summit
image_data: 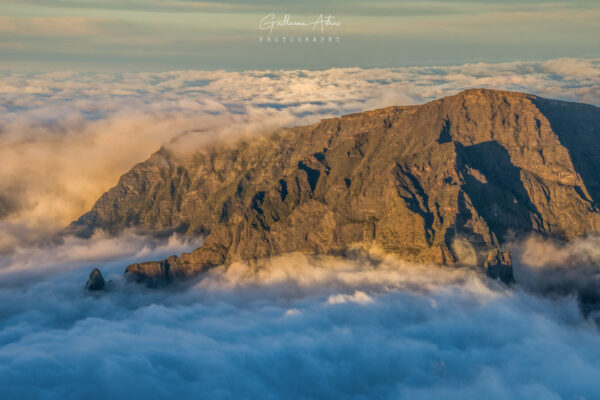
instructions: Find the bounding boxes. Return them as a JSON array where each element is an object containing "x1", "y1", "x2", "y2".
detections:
[{"x1": 68, "y1": 89, "x2": 600, "y2": 284}]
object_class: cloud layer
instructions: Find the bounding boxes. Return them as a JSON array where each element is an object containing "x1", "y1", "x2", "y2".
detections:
[
  {"x1": 2, "y1": 61, "x2": 600, "y2": 398},
  {"x1": 2, "y1": 236, "x2": 600, "y2": 399}
]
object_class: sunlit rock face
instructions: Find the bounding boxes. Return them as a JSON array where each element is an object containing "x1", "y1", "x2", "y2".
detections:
[{"x1": 67, "y1": 89, "x2": 600, "y2": 282}]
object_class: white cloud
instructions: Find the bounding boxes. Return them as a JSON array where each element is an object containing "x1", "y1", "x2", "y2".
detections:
[
  {"x1": 327, "y1": 290, "x2": 374, "y2": 304},
  {"x1": 1, "y1": 235, "x2": 600, "y2": 399}
]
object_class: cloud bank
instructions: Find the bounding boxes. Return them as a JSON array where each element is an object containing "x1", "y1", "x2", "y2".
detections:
[{"x1": 1, "y1": 236, "x2": 600, "y2": 399}]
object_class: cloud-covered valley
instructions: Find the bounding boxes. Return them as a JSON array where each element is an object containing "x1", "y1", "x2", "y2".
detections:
[{"x1": 2, "y1": 58, "x2": 600, "y2": 399}]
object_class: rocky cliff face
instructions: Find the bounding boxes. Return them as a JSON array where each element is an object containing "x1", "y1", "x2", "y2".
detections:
[{"x1": 68, "y1": 89, "x2": 600, "y2": 283}]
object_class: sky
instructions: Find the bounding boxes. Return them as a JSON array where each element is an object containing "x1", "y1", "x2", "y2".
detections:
[{"x1": 0, "y1": 0, "x2": 599, "y2": 71}]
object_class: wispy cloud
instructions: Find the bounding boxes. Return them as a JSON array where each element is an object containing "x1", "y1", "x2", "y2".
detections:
[
  {"x1": 0, "y1": 16, "x2": 140, "y2": 36},
  {"x1": 7, "y1": 0, "x2": 600, "y2": 15}
]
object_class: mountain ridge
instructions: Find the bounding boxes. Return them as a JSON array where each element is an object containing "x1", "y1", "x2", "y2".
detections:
[{"x1": 67, "y1": 88, "x2": 600, "y2": 284}]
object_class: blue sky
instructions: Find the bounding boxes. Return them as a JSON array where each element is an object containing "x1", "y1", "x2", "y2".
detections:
[{"x1": 0, "y1": 0, "x2": 599, "y2": 71}]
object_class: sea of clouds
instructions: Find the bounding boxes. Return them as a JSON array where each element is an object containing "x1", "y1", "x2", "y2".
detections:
[
  {"x1": 1, "y1": 58, "x2": 600, "y2": 399},
  {"x1": 2, "y1": 234, "x2": 600, "y2": 399}
]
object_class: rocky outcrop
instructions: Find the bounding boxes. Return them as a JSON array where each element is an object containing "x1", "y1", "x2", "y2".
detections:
[
  {"x1": 85, "y1": 268, "x2": 105, "y2": 291},
  {"x1": 126, "y1": 256, "x2": 177, "y2": 287},
  {"x1": 67, "y1": 89, "x2": 600, "y2": 284},
  {"x1": 484, "y1": 249, "x2": 514, "y2": 284}
]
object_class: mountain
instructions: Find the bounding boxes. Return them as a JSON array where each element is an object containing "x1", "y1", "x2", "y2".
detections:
[{"x1": 68, "y1": 89, "x2": 600, "y2": 284}]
